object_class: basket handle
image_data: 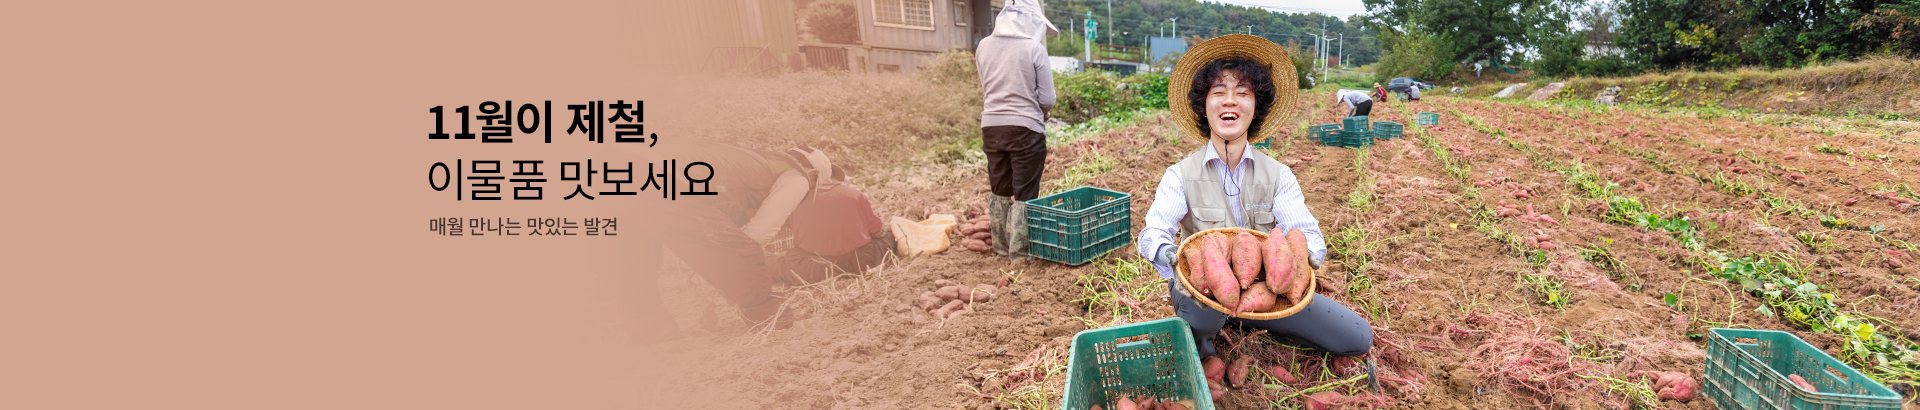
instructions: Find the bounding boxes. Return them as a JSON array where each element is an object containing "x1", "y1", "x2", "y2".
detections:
[{"x1": 1115, "y1": 335, "x2": 1160, "y2": 350}]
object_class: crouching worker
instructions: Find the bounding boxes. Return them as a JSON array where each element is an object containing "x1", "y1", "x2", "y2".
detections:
[
  {"x1": 594, "y1": 141, "x2": 845, "y2": 339},
  {"x1": 772, "y1": 147, "x2": 895, "y2": 284},
  {"x1": 1335, "y1": 88, "x2": 1372, "y2": 117},
  {"x1": 1137, "y1": 35, "x2": 1373, "y2": 359}
]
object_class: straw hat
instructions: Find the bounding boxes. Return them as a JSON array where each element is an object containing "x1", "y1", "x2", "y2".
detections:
[{"x1": 1168, "y1": 34, "x2": 1300, "y2": 144}]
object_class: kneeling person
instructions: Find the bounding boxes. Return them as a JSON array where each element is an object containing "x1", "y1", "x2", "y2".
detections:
[{"x1": 1138, "y1": 35, "x2": 1373, "y2": 359}]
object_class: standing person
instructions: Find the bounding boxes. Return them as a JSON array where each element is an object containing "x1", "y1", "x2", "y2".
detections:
[
  {"x1": 1138, "y1": 34, "x2": 1373, "y2": 361},
  {"x1": 975, "y1": 0, "x2": 1057, "y2": 261},
  {"x1": 1334, "y1": 88, "x2": 1372, "y2": 117}
]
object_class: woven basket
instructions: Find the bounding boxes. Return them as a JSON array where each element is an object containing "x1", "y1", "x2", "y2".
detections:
[{"x1": 1172, "y1": 227, "x2": 1318, "y2": 320}]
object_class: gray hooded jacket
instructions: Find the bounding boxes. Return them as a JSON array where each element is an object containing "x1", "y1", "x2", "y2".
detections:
[{"x1": 975, "y1": 1, "x2": 1056, "y2": 134}]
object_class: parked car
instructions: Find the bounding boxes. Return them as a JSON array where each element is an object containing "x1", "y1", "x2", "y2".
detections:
[{"x1": 1386, "y1": 77, "x2": 1430, "y2": 93}]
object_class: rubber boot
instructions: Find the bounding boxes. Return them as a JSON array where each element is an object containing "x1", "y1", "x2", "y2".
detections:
[
  {"x1": 740, "y1": 294, "x2": 790, "y2": 330},
  {"x1": 1008, "y1": 199, "x2": 1030, "y2": 261},
  {"x1": 989, "y1": 195, "x2": 1011, "y2": 257}
]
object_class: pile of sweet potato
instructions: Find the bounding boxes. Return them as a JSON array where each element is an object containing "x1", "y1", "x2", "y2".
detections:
[
  {"x1": 1181, "y1": 228, "x2": 1315, "y2": 315},
  {"x1": 1089, "y1": 395, "x2": 1192, "y2": 410},
  {"x1": 956, "y1": 212, "x2": 993, "y2": 252},
  {"x1": 916, "y1": 279, "x2": 996, "y2": 319},
  {"x1": 1636, "y1": 371, "x2": 1697, "y2": 402}
]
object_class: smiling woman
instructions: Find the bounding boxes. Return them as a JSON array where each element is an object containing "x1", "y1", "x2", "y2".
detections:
[
  {"x1": 1187, "y1": 58, "x2": 1277, "y2": 142},
  {"x1": 1135, "y1": 34, "x2": 1375, "y2": 361}
]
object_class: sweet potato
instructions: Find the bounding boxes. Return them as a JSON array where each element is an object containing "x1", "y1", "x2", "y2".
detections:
[
  {"x1": 932, "y1": 299, "x2": 965, "y2": 318},
  {"x1": 968, "y1": 230, "x2": 991, "y2": 240},
  {"x1": 1201, "y1": 234, "x2": 1240, "y2": 310},
  {"x1": 917, "y1": 292, "x2": 944, "y2": 310},
  {"x1": 1236, "y1": 282, "x2": 1277, "y2": 315},
  {"x1": 1113, "y1": 396, "x2": 1139, "y2": 410},
  {"x1": 1230, "y1": 231, "x2": 1263, "y2": 289},
  {"x1": 1163, "y1": 402, "x2": 1189, "y2": 410},
  {"x1": 1135, "y1": 395, "x2": 1157, "y2": 410},
  {"x1": 963, "y1": 285, "x2": 995, "y2": 303},
  {"x1": 1228, "y1": 356, "x2": 1253, "y2": 388},
  {"x1": 1202, "y1": 356, "x2": 1226, "y2": 383},
  {"x1": 1789, "y1": 374, "x2": 1818, "y2": 392},
  {"x1": 1284, "y1": 229, "x2": 1313, "y2": 303},
  {"x1": 1654, "y1": 372, "x2": 1696, "y2": 402},
  {"x1": 934, "y1": 285, "x2": 965, "y2": 300},
  {"x1": 1262, "y1": 227, "x2": 1297, "y2": 295},
  {"x1": 1183, "y1": 244, "x2": 1211, "y2": 296},
  {"x1": 1207, "y1": 380, "x2": 1227, "y2": 402},
  {"x1": 960, "y1": 238, "x2": 990, "y2": 252},
  {"x1": 1269, "y1": 365, "x2": 1298, "y2": 383},
  {"x1": 1303, "y1": 391, "x2": 1344, "y2": 410}
]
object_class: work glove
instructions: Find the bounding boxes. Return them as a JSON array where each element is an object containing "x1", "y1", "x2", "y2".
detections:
[
  {"x1": 1155, "y1": 244, "x2": 1193, "y2": 298},
  {"x1": 1309, "y1": 249, "x2": 1326, "y2": 270},
  {"x1": 1155, "y1": 244, "x2": 1178, "y2": 268}
]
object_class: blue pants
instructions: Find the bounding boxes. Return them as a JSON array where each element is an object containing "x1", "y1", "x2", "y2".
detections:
[{"x1": 1169, "y1": 281, "x2": 1373, "y2": 358}]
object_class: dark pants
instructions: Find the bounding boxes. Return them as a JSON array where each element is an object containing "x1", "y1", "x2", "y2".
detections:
[
  {"x1": 775, "y1": 229, "x2": 897, "y2": 284},
  {"x1": 1169, "y1": 281, "x2": 1373, "y2": 358},
  {"x1": 982, "y1": 125, "x2": 1047, "y2": 201},
  {"x1": 1351, "y1": 100, "x2": 1373, "y2": 117},
  {"x1": 590, "y1": 233, "x2": 675, "y2": 345},
  {"x1": 639, "y1": 202, "x2": 781, "y2": 320}
]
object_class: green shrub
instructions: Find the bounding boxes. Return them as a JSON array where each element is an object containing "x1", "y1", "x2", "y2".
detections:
[
  {"x1": 1121, "y1": 73, "x2": 1169, "y2": 110},
  {"x1": 1053, "y1": 71, "x2": 1123, "y2": 124},
  {"x1": 800, "y1": 0, "x2": 859, "y2": 44},
  {"x1": 1052, "y1": 71, "x2": 1172, "y2": 124},
  {"x1": 1376, "y1": 27, "x2": 1457, "y2": 83}
]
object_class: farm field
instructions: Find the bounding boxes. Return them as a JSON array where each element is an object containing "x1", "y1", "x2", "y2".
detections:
[{"x1": 635, "y1": 92, "x2": 1920, "y2": 410}]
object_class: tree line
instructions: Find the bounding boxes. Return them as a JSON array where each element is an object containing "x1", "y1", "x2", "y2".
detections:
[{"x1": 1366, "y1": 0, "x2": 1920, "y2": 79}]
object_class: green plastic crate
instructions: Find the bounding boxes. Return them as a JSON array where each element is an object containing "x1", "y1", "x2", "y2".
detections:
[
  {"x1": 1026, "y1": 187, "x2": 1132, "y2": 265},
  {"x1": 1343, "y1": 116, "x2": 1370, "y2": 133},
  {"x1": 1705, "y1": 328, "x2": 1902, "y2": 410},
  {"x1": 1340, "y1": 130, "x2": 1372, "y2": 148},
  {"x1": 1416, "y1": 112, "x2": 1440, "y2": 126},
  {"x1": 1309, "y1": 123, "x2": 1340, "y2": 145},
  {"x1": 1063, "y1": 318, "x2": 1214, "y2": 410},
  {"x1": 1374, "y1": 121, "x2": 1404, "y2": 140},
  {"x1": 1251, "y1": 137, "x2": 1272, "y2": 149}
]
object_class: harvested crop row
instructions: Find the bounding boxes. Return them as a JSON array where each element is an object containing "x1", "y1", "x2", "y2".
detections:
[{"x1": 1441, "y1": 103, "x2": 1920, "y2": 382}]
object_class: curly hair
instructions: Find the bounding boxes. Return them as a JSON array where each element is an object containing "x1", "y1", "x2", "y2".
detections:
[{"x1": 1186, "y1": 57, "x2": 1276, "y2": 139}]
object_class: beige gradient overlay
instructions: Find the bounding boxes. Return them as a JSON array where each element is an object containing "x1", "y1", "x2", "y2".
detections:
[{"x1": 6, "y1": 1, "x2": 753, "y2": 408}]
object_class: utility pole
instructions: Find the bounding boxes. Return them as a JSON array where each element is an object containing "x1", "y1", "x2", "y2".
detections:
[
  {"x1": 1105, "y1": 0, "x2": 1112, "y2": 46},
  {"x1": 1170, "y1": 17, "x2": 1176, "y2": 39},
  {"x1": 1320, "y1": 17, "x2": 1328, "y2": 82}
]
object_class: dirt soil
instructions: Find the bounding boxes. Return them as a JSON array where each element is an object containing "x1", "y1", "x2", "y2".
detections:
[{"x1": 631, "y1": 95, "x2": 1920, "y2": 410}]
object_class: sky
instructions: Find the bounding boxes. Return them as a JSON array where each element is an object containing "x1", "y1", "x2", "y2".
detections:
[{"x1": 1211, "y1": 0, "x2": 1373, "y2": 18}]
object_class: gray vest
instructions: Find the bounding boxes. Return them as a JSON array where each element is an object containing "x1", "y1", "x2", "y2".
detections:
[{"x1": 1176, "y1": 147, "x2": 1284, "y2": 242}]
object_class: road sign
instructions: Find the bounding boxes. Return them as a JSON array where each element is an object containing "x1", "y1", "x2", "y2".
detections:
[{"x1": 1085, "y1": 19, "x2": 1096, "y2": 38}]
